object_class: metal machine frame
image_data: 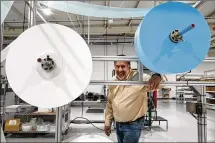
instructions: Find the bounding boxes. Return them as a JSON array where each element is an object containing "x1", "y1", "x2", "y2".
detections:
[
  {"x1": 1, "y1": 1, "x2": 215, "y2": 142},
  {"x1": 86, "y1": 56, "x2": 212, "y2": 143}
]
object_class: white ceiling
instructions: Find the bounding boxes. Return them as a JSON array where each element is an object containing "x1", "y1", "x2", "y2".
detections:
[{"x1": 2, "y1": 1, "x2": 215, "y2": 51}]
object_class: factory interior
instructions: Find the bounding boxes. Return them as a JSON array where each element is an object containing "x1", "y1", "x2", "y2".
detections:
[{"x1": 1, "y1": 1, "x2": 215, "y2": 142}]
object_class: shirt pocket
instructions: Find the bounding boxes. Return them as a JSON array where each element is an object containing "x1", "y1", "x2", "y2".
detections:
[{"x1": 124, "y1": 85, "x2": 144, "y2": 99}]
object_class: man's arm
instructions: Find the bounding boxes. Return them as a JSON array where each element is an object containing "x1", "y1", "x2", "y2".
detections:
[{"x1": 104, "y1": 89, "x2": 114, "y2": 127}]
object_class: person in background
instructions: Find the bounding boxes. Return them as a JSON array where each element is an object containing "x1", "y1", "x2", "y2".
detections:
[{"x1": 104, "y1": 54, "x2": 163, "y2": 143}]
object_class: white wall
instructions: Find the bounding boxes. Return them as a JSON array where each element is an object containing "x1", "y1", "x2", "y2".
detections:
[{"x1": 191, "y1": 62, "x2": 215, "y2": 74}]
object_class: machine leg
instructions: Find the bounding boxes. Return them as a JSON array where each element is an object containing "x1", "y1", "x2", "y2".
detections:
[
  {"x1": 197, "y1": 86, "x2": 207, "y2": 143},
  {"x1": 166, "y1": 121, "x2": 168, "y2": 131},
  {"x1": 197, "y1": 113, "x2": 207, "y2": 142},
  {"x1": 55, "y1": 107, "x2": 63, "y2": 142},
  {"x1": 186, "y1": 86, "x2": 207, "y2": 143},
  {"x1": 1, "y1": 126, "x2": 6, "y2": 143},
  {"x1": 148, "y1": 92, "x2": 153, "y2": 130}
]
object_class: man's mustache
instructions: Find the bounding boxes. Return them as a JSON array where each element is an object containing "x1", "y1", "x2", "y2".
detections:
[{"x1": 117, "y1": 72, "x2": 125, "y2": 75}]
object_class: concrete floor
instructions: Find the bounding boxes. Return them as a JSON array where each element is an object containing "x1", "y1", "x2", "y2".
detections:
[{"x1": 5, "y1": 100, "x2": 215, "y2": 142}]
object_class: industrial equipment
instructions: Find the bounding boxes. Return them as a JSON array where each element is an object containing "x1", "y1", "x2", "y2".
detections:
[{"x1": 1, "y1": 1, "x2": 214, "y2": 143}]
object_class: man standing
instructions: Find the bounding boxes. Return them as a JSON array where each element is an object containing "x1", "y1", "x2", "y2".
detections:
[{"x1": 104, "y1": 55, "x2": 162, "y2": 143}]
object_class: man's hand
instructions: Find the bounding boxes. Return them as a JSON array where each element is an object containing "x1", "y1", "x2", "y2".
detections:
[
  {"x1": 104, "y1": 125, "x2": 111, "y2": 136},
  {"x1": 147, "y1": 74, "x2": 162, "y2": 90}
]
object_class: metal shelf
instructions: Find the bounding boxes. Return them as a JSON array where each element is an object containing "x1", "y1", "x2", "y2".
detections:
[
  {"x1": 177, "y1": 89, "x2": 192, "y2": 91},
  {"x1": 4, "y1": 112, "x2": 57, "y2": 116},
  {"x1": 207, "y1": 103, "x2": 215, "y2": 106},
  {"x1": 206, "y1": 91, "x2": 215, "y2": 93},
  {"x1": 206, "y1": 104, "x2": 215, "y2": 110},
  {"x1": 4, "y1": 131, "x2": 55, "y2": 134},
  {"x1": 5, "y1": 128, "x2": 68, "y2": 134},
  {"x1": 71, "y1": 100, "x2": 106, "y2": 107},
  {"x1": 3, "y1": 108, "x2": 70, "y2": 116},
  {"x1": 206, "y1": 97, "x2": 215, "y2": 100}
]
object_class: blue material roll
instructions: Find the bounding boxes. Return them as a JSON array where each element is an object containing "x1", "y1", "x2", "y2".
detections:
[
  {"x1": 39, "y1": 1, "x2": 150, "y2": 18},
  {"x1": 135, "y1": 2, "x2": 211, "y2": 74}
]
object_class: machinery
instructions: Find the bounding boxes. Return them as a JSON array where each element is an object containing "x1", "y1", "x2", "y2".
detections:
[{"x1": 1, "y1": 1, "x2": 215, "y2": 142}]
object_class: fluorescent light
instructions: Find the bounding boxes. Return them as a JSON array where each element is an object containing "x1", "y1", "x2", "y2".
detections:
[{"x1": 42, "y1": 8, "x2": 53, "y2": 16}]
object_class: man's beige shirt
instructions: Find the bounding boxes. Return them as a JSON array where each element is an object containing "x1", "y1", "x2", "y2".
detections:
[{"x1": 104, "y1": 70, "x2": 162, "y2": 126}]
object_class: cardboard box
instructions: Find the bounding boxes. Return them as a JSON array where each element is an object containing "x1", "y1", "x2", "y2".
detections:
[
  {"x1": 206, "y1": 86, "x2": 215, "y2": 92},
  {"x1": 4, "y1": 119, "x2": 21, "y2": 132}
]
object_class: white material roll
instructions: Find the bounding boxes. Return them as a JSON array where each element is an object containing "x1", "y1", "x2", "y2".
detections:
[
  {"x1": 5, "y1": 23, "x2": 93, "y2": 108},
  {"x1": 70, "y1": 134, "x2": 113, "y2": 142}
]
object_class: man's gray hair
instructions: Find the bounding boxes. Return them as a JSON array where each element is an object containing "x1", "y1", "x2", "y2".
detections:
[{"x1": 114, "y1": 54, "x2": 131, "y2": 65}]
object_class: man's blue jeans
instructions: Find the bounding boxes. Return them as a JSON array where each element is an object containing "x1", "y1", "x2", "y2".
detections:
[{"x1": 115, "y1": 117, "x2": 145, "y2": 143}]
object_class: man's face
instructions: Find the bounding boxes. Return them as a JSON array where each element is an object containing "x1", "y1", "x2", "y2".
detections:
[{"x1": 114, "y1": 61, "x2": 130, "y2": 80}]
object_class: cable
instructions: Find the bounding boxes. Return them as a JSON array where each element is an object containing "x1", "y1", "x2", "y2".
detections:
[
  {"x1": 119, "y1": 1, "x2": 125, "y2": 7},
  {"x1": 65, "y1": 1, "x2": 77, "y2": 32},
  {"x1": 70, "y1": 117, "x2": 115, "y2": 131},
  {"x1": 178, "y1": 70, "x2": 191, "y2": 81},
  {"x1": 72, "y1": 84, "x2": 156, "y2": 133},
  {"x1": 73, "y1": 93, "x2": 114, "y2": 132},
  {"x1": 23, "y1": 2, "x2": 26, "y2": 31},
  {"x1": 190, "y1": 113, "x2": 197, "y2": 120},
  {"x1": 91, "y1": 30, "x2": 107, "y2": 45},
  {"x1": 144, "y1": 94, "x2": 157, "y2": 131},
  {"x1": 91, "y1": 1, "x2": 125, "y2": 45},
  {"x1": 71, "y1": 96, "x2": 155, "y2": 132},
  {"x1": 81, "y1": 94, "x2": 84, "y2": 117}
]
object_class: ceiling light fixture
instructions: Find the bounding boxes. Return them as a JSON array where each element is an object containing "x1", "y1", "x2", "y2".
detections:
[{"x1": 42, "y1": 8, "x2": 53, "y2": 16}]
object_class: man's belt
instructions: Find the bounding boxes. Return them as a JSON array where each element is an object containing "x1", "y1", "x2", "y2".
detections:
[{"x1": 116, "y1": 116, "x2": 145, "y2": 124}]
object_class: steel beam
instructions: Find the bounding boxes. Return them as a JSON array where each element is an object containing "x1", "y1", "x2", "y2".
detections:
[
  {"x1": 11, "y1": 5, "x2": 28, "y2": 21},
  {"x1": 3, "y1": 23, "x2": 215, "y2": 37},
  {"x1": 1, "y1": 23, "x2": 3, "y2": 51},
  {"x1": 193, "y1": 1, "x2": 204, "y2": 8},
  {"x1": 2, "y1": 49, "x2": 215, "y2": 63},
  {"x1": 88, "y1": 16, "x2": 90, "y2": 44},
  {"x1": 3, "y1": 25, "x2": 138, "y2": 36},
  {"x1": 90, "y1": 81, "x2": 215, "y2": 86},
  {"x1": 25, "y1": 1, "x2": 47, "y2": 23},
  {"x1": 128, "y1": 1, "x2": 141, "y2": 26},
  {"x1": 104, "y1": 1, "x2": 109, "y2": 28},
  {"x1": 4, "y1": 18, "x2": 142, "y2": 23},
  {"x1": 207, "y1": 11, "x2": 215, "y2": 17},
  {"x1": 92, "y1": 56, "x2": 139, "y2": 61},
  {"x1": 75, "y1": 15, "x2": 82, "y2": 30},
  {"x1": 91, "y1": 56, "x2": 215, "y2": 62},
  {"x1": 4, "y1": 16, "x2": 215, "y2": 24},
  {"x1": 27, "y1": 1, "x2": 36, "y2": 27}
]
